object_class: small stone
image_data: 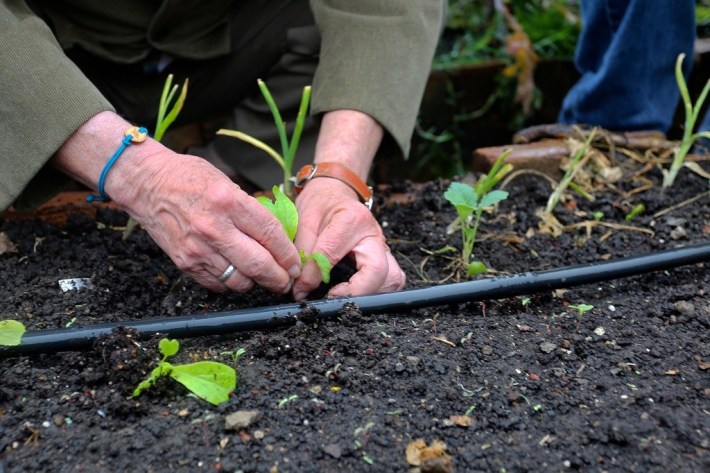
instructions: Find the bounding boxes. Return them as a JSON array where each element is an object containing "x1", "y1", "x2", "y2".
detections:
[
  {"x1": 322, "y1": 443, "x2": 342, "y2": 459},
  {"x1": 670, "y1": 226, "x2": 687, "y2": 240},
  {"x1": 224, "y1": 410, "x2": 262, "y2": 431},
  {"x1": 395, "y1": 362, "x2": 406, "y2": 373},
  {"x1": 253, "y1": 430, "x2": 265, "y2": 440},
  {"x1": 594, "y1": 327, "x2": 605, "y2": 336},
  {"x1": 540, "y1": 342, "x2": 556, "y2": 353},
  {"x1": 52, "y1": 415, "x2": 65, "y2": 427},
  {"x1": 406, "y1": 356, "x2": 421, "y2": 366},
  {"x1": 482, "y1": 345, "x2": 493, "y2": 355},
  {"x1": 674, "y1": 300, "x2": 695, "y2": 315}
]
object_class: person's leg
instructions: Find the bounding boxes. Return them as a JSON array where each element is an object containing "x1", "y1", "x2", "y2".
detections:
[{"x1": 559, "y1": 0, "x2": 695, "y2": 132}]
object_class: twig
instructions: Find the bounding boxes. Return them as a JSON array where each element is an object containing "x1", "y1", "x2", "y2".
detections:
[{"x1": 652, "y1": 190, "x2": 710, "y2": 218}]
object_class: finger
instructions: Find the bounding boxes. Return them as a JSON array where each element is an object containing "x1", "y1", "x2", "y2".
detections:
[
  {"x1": 292, "y1": 207, "x2": 376, "y2": 298},
  {"x1": 235, "y1": 197, "x2": 302, "y2": 279},
  {"x1": 326, "y1": 239, "x2": 406, "y2": 298}
]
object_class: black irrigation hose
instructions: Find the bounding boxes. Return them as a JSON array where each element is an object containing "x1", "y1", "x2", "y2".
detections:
[{"x1": 2, "y1": 242, "x2": 709, "y2": 358}]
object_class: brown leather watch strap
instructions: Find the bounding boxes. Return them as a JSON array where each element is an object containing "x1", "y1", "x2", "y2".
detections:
[{"x1": 294, "y1": 162, "x2": 374, "y2": 209}]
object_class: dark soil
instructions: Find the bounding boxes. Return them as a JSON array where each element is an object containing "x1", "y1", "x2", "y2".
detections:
[{"x1": 1, "y1": 158, "x2": 709, "y2": 472}]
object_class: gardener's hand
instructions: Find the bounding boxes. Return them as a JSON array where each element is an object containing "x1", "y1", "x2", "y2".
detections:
[
  {"x1": 293, "y1": 178, "x2": 406, "y2": 299},
  {"x1": 290, "y1": 110, "x2": 406, "y2": 300},
  {"x1": 51, "y1": 111, "x2": 301, "y2": 293}
]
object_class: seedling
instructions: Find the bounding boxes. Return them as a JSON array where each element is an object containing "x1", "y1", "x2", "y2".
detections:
[
  {"x1": 217, "y1": 79, "x2": 311, "y2": 195},
  {"x1": 663, "y1": 53, "x2": 710, "y2": 188},
  {"x1": 277, "y1": 394, "x2": 298, "y2": 409},
  {"x1": 133, "y1": 338, "x2": 235, "y2": 405},
  {"x1": 123, "y1": 74, "x2": 189, "y2": 240},
  {"x1": 544, "y1": 129, "x2": 596, "y2": 215},
  {"x1": 443, "y1": 150, "x2": 512, "y2": 277},
  {"x1": 258, "y1": 186, "x2": 332, "y2": 284},
  {"x1": 220, "y1": 347, "x2": 247, "y2": 366},
  {"x1": 0, "y1": 319, "x2": 25, "y2": 346},
  {"x1": 624, "y1": 203, "x2": 645, "y2": 221},
  {"x1": 568, "y1": 303, "x2": 594, "y2": 329}
]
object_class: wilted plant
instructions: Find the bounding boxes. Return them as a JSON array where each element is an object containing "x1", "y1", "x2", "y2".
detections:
[
  {"x1": 662, "y1": 53, "x2": 710, "y2": 188},
  {"x1": 443, "y1": 150, "x2": 512, "y2": 276},
  {"x1": 544, "y1": 129, "x2": 596, "y2": 215}
]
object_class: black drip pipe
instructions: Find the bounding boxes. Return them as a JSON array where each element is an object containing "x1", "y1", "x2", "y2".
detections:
[{"x1": 2, "y1": 242, "x2": 709, "y2": 358}]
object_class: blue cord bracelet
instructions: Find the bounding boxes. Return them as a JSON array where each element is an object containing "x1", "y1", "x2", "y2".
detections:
[{"x1": 86, "y1": 126, "x2": 149, "y2": 203}]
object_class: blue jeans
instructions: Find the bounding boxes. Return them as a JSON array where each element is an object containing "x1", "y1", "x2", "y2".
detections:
[{"x1": 559, "y1": 0, "x2": 696, "y2": 133}]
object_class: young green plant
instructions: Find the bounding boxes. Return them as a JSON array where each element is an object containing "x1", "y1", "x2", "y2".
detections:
[
  {"x1": 123, "y1": 74, "x2": 189, "y2": 240},
  {"x1": 568, "y1": 303, "x2": 594, "y2": 329},
  {"x1": 443, "y1": 150, "x2": 512, "y2": 276},
  {"x1": 258, "y1": 185, "x2": 332, "y2": 284},
  {"x1": 217, "y1": 79, "x2": 311, "y2": 195},
  {"x1": 662, "y1": 53, "x2": 710, "y2": 188},
  {"x1": 0, "y1": 319, "x2": 25, "y2": 346},
  {"x1": 133, "y1": 338, "x2": 236, "y2": 405}
]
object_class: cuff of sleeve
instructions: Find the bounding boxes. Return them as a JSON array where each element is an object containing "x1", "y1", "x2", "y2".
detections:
[{"x1": 0, "y1": 7, "x2": 114, "y2": 210}]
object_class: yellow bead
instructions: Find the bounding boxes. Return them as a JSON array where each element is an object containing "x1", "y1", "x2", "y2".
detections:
[{"x1": 125, "y1": 126, "x2": 147, "y2": 143}]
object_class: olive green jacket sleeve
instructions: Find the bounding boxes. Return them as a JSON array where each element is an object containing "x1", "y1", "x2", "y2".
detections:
[
  {"x1": 309, "y1": 0, "x2": 444, "y2": 158},
  {"x1": 0, "y1": 1, "x2": 114, "y2": 211}
]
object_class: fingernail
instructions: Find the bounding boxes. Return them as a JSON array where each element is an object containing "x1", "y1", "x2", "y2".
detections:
[
  {"x1": 283, "y1": 280, "x2": 294, "y2": 295},
  {"x1": 294, "y1": 292, "x2": 307, "y2": 301},
  {"x1": 288, "y1": 265, "x2": 301, "y2": 279}
]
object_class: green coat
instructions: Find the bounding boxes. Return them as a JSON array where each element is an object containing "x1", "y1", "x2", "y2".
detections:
[{"x1": 0, "y1": 0, "x2": 443, "y2": 210}]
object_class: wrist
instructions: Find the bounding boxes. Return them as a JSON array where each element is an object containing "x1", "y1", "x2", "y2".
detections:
[{"x1": 51, "y1": 111, "x2": 167, "y2": 209}]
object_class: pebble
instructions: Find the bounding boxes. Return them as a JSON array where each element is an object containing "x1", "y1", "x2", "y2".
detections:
[
  {"x1": 52, "y1": 415, "x2": 64, "y2": 427},
  {"x1": 481, "y1": 346, "x2": 493, "y2": 355},
  {"x1": 674, "y1": 300, "x2": 694, "y2": 315},
  {"x1": 540, "y1": 342, "x2": 556, "y2": 353},
  {"x1": 322, "y1": 443, "x2": 342, "y2": 459},
  {"x1": 594, "y1": 327, "x2": 605, "y2": 336},
  {"x1": 224, "y1": 410, "x2": 262, "y2": 431},
  {"x1": 253, "y1": 430, "x2": 265, "y2": 440}
]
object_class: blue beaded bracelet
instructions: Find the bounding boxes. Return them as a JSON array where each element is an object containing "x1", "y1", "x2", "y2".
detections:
[{"x1": 86, "y1": 126, "x2": 148, "y2": 203}]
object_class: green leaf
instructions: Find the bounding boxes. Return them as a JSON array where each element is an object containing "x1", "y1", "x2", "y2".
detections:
[
  {"x1": 310, "y1": 252, "x2": 332, "y2": 284},
  {"x1": 0, "y1": 319, "x2": 25, "y2": 346},
  {"x1": 169, "y1": 361, "x2": 236, "y2": 405},
  {"x1": 444, "y1": 182, "x2": 478, "y2": 220},
  {"x1": 159, "y1": 338, "x2": 180, "y2": 358},
  {"x1": 259, "y1": 186, "x2": 298, "y2": 241},
  {"x1": 467, "y1": 261, "x2": 487, "y2": 277},
  {"x1": 478, "y1": 190, "x2": 509, "y2": 208}
]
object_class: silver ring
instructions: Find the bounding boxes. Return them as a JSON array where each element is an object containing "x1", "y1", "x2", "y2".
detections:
[{"x1": 218, "y1": 264, "x2": 236, "y2": 283}]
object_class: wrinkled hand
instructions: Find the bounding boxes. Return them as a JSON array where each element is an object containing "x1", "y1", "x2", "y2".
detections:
[
  {"x1": 292, "y1": 178, "x2": 405, "y2": 300},
  {"x1": 122, "y1": 152, "x2": 301, "y2": 293}
]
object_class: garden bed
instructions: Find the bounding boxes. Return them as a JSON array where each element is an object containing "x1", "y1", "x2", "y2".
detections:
[{"x1": 0, "y1": 152, "x2": 709, "y2": 472}]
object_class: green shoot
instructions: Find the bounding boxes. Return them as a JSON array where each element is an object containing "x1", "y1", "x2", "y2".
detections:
[
  {"x1": 278, "y1": 394, "x2": 298, "y2": 409},
  {"x1": 592, "y1": 211, "x2": 604, "y2": 221},
  {"x1": 123, "y1": 74, "x2": 188, "y2": 240},
  {"x1": 217, "y1": 79, "x2": 311, "y2": 195},
  {"x1": 220, "y1": 347, "x2": 247, "y2": 366},
  {"x1": 133, "y1": 338, "x2": 235, "y2": 405},
  {"x1": 258, "y1": 186, "x2": 332, "y2": 284},
  {"x1": 624, "y1": 203, "x2": 645, "y2": 221},
  {"x1": 544, "y1": 129, "x2": 596, "y2": 214},
  {"x1": 0, "y1": 319, "x2": 26, "y2": 346},
  {"x1": 154, "y1": 74, "x2": 190, "y2": 142},
  {"x1": 568, "y1": 303, "x2": 594, "y2": 321},
  {"x1": 663, "y1": 53, "x2": 710, "y2": 188},
  {"x1": 443, "y1": 150, "x2": 512, "y2": 277}
]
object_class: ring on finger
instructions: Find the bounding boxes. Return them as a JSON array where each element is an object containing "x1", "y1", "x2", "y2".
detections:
[{"x1": 218, "y1": 264, "x2": 236, "y2": 283}]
